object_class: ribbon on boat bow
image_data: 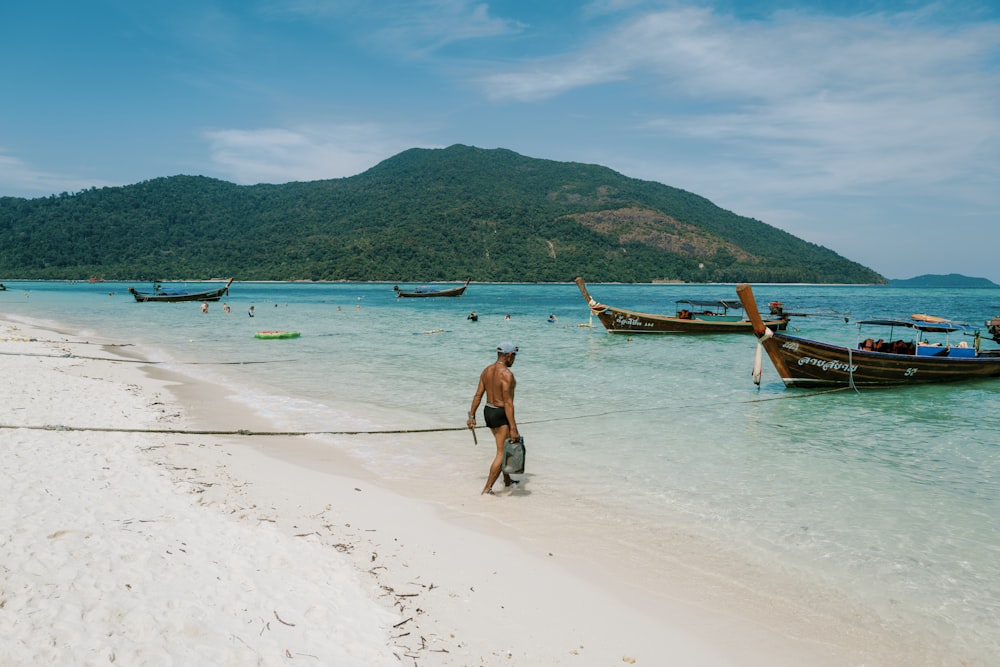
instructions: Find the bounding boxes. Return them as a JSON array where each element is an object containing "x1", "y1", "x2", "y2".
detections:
[
  {"x1": 752, "y1": 327, "x2": 774, "y2": 386},
  {"x1": 587, "y1": 297, "x2": 606, "y2": 315}
]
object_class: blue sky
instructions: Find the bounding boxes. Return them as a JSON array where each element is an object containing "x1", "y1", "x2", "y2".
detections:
[{"x1": 3, "y1": 1, "x2": 1000, "y2": 281}]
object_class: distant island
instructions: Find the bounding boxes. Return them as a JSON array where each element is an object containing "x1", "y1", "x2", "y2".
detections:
[{"x1": 889, "y1": 273, "x2": 1000, "y2": 288}]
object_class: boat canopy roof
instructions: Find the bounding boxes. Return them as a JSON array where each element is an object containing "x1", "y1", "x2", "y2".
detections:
[
  {"x1": 676, "y1": 299, "x2": 743, "y2": 310},
  {"x1": 856, "y1": 318, "x2": 977, "y2": 334}
]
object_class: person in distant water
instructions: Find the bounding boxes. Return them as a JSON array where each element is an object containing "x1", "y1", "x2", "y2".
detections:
[
  {"x1": 200, "y1": 301, "x2": 209, "y2": 314},
  {"x1": 468, "y1": 311, "x2": 478, "y2": 322},
  {"x1": 504, "y1": 313, "x2": 511, "y2": 321},
  {"x1": 467, "y1": 341, "x2": 521, "y2": 495},
  {"x1": 547, "y1": 313, "x2": 557, "y2": 323},
  {"x1": 222, "y1": 302, "x2": 231, "y2": 314},
  {"x1": 248, "y1": 305, "x2": 255, "y2": 317}
]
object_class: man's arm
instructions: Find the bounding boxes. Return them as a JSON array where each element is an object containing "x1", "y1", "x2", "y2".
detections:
[
  {"x1": 500, "y1": 373, "x2": 519, "y2": 439},
  {"x1": 467, "y1": 373, "x2": 486, "y2": 429}
]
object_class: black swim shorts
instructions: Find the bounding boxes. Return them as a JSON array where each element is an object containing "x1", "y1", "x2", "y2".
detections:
[{"x1": 484, "y1": 404, "x2": 509, "y2": 429}]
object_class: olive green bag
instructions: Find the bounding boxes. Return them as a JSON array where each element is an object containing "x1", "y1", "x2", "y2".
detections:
[{"x1": 502, "y1": 436, "x2": 525, "y2": 474}]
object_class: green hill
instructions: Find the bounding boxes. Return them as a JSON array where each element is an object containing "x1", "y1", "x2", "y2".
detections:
[{"x1": 0, "y1": 144, "x2": 884, "y2": 283}]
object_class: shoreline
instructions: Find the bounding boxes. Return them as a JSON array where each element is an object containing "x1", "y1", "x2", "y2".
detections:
[
  {"x1": 0, "y1": 278, "x2": 895, "y2": 286},
  {"x1": 0, "y1": 314, "x2": 961, "y2": 665}
]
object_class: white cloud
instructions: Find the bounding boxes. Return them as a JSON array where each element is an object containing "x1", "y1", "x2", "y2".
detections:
[
  {"x1": 266, "y1": 0, "x2": 524, "y2": 54},
  {"x1": 0, "y1": 151, "x2": 115, "y2": 198},
  {"x1": 373, "y1": 1, "x2": 526, "y2": 55},
  {"x1": 202, "y1": 123, "x2": 427, "y2": 184},
  {"x1": 475, "y1": 7, "x2": 715, "y2": 100},
  {"x1": 480, "y1": 7, "x2": 1000, "y2": 191}
]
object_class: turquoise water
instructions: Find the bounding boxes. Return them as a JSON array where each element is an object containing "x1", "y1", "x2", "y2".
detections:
[{"x1": 4, "y1": 280, "x2": 999, "y2": 661}]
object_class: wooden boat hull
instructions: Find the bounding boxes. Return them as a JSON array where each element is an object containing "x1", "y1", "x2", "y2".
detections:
[
  {"x1": 129, "y1": 279, "x2": 233, "y2": 303},
  {"x1": 755, "y1": 331, "x2": 1000, "y2": 387},
  {"x1": 591, "y1": 304, "x2": 788, "y2": 334},
  {"x1": 575, "y1": 278, "x2": 789, "y2": 334},
  {"x1": 394, "y1": 278, "x2": 471, "y2": 298},
  {"x1": 736, "y1": 283, "x2": 1000, "y2": 387}
]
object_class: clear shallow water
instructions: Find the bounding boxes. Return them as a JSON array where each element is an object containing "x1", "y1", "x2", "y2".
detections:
[{"x1": 4, "y1": 280, "x2": 1000, "y2": 661}]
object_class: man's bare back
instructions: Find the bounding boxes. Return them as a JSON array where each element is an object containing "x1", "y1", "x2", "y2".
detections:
[{"x1": 479, "y1": 361, "x2": 515, "y2": 407}]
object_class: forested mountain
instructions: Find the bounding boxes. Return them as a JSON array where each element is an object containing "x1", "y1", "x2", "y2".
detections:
[{"x1": 0, "y1": 144, "x2": 884, "y2": 283}]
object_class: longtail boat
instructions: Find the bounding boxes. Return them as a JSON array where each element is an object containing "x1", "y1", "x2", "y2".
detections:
[
  {"x1": 393, "y1": 277, "x2": 471, "y2": 298},
  {"x1": 736, "y1": 283, "x2": 1000, "y2": 388},
  {"x1": 575, "y1": 277, "x2": 789, "y2": 334},
  {"x1": 128, "y1": 278, "x2": 233, "y2": 303}
]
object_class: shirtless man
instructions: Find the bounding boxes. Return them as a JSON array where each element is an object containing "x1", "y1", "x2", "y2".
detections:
[{"x1": 467, "y1": 341, "x2": 520, "y2": 495}]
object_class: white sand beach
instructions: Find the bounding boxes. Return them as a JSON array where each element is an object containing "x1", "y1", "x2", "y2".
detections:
[{"x1": 1, "y1": 316, "x2": 945, "y2": 666}]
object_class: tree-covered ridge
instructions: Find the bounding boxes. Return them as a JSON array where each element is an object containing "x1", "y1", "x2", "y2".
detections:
[{"x1": 0, "y1": 144, "x2": 885, "y2": 283}]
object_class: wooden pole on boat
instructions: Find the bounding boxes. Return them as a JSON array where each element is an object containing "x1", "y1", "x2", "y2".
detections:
[
  {"x1": 736, "y1": 284, "x2": 768, "y2": 336},
  {"x1": 575, "y1": 277, "x2": 602, "y2": 327},
  {"x1": 738, "y1": 283, "x2": 796, "y2": 384}
]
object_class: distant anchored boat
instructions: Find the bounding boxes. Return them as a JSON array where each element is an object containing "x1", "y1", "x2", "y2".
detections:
[
  {"x1": 393, "y1": 277, "x2": 471, "y2": 298},
  {"x1": 736, "y1": 283, "x2": 1000, "y2": 388},
  {"x1": 575, "y1": 277, "x2": 789, "y2": 334},
  {"x1": 128, "y1": 278, "x2": 233, "y2": 303}
]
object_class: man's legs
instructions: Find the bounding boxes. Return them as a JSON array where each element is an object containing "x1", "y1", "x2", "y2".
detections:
[{"x1": 482, "y1": 426, "x2": 513, "y2": 494}]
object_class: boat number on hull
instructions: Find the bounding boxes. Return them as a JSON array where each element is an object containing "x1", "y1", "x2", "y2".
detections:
[{"x1": 905, "y1": 367, "x2": 918, "y2": 377}]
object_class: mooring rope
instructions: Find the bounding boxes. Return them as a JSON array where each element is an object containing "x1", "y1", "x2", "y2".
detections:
[
  {"x1": 0, "y1": 334, "x2": 855, "y2": 439},
  {"x1": 0, "y1": 337, "x2": 134, "y2": 347},
  {"x1": 0, "y1": 386, "x2": 854, "y2": 439},
  {"x1": 0, "y1": 350, "x2": 293, "y2": 365},
  {"x1": 0, "y1": 423, "x2": 469, "y2": 437},
  {"x1": 847, "y1": 347, "x2": 860, "y2": 393}
]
